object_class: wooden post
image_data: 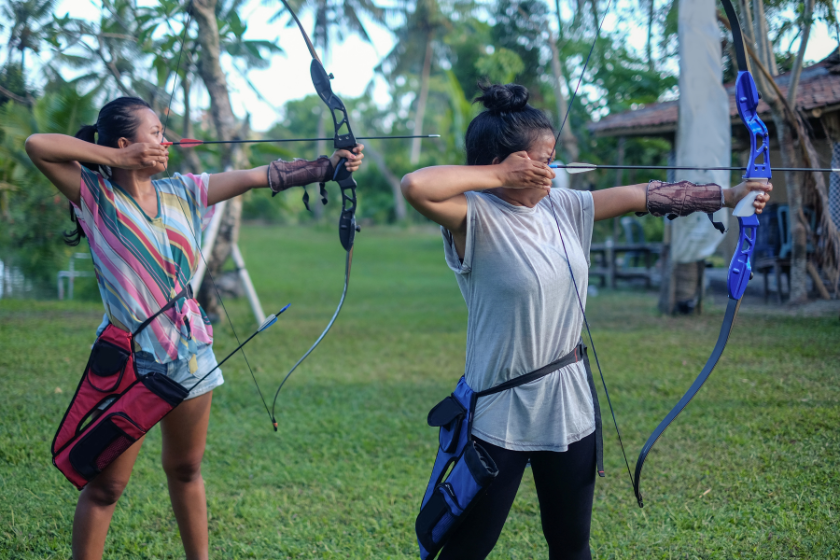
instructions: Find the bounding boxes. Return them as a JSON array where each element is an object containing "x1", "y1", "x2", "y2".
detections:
[
  {"x1": 191, "y1": 200, "x2": 226, "y2": 293},
  {"x1": 612, "y1": 136, "x2": 626, "y2": 246}
]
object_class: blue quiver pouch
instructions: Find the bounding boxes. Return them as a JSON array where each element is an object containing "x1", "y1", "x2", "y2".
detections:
[
  {"x1": 416, "y1": 439, "x2": 498, "y2": 558},
  {"x1": 416, "y1": 377, "x2": 499, "y2": 560}
]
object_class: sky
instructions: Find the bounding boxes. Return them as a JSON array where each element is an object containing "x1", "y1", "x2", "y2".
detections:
[{"x1": 47, "y1": 0, "x2": 840, "y2": 132}]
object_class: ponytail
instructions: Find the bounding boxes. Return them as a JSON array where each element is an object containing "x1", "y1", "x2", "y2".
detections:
[{"x1": 65, "y1": 97, "x2": 153, "y2": 246}]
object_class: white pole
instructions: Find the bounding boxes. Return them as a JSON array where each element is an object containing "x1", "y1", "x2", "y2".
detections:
[
  {"x1": 191, "y1": 199, "x2": 226, "y2": 293},
  {"x1": 231, "y1": 243, "x2": 266, "y2": 325}
]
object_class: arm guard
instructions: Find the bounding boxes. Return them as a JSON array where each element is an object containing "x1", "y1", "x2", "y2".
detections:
[
  {"x1": 643, "y1": 180, "x2": 724, "y2": 219},
  {"x1": 267, "y1": 156, "x2": 334, "y2": 194}
]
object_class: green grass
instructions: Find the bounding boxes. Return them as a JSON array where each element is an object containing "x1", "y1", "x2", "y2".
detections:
[{"x1": 1, "y1": 225, "x2": 838, "y2": 559}]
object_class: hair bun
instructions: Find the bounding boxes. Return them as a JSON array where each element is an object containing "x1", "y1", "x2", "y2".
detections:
[{"x1": 475, "y1": 83, "x2": 529, "y2": 115}]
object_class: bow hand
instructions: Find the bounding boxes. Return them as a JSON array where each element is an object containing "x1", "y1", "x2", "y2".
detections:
[
  {"x1": 725, "y1": 179, "x2": 772, "y2": 215},
  {"x1": 330, "y1": 144, "x2": 364, "y2": 174}
]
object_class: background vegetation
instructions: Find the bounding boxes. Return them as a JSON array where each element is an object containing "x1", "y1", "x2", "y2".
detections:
[{"x1": 1, "y1": 0, "x2": 836, "y2": 296}]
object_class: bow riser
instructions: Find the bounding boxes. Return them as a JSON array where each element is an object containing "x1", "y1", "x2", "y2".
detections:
[
  {"x1": 308, "y1": 59, "x2": 359, "y2": 251},
  {"x1": 735, "y1": 71, "x2": 772, "y2": 180},
  {"x1": 728, "y1": 215, "x2": 759, "y2": 299},
  {"x1": 335, "y1": 164, "x2": 359, "y2": 251}
]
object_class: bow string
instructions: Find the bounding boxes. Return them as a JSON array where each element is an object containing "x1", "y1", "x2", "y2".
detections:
[{"x1": 545, "y1": 0, "x2": 639, "y2": 492}]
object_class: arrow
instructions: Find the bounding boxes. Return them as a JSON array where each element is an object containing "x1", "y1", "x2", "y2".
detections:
[
  {"x1": 163, "y1": 134, "x2": 441, "y2": 147},
  {"x1": 187, "y1": 303, "x2": 291, "y2": 390},
  {"x1": 551, "y1": 162, "x2": 840, "y2": 175}
]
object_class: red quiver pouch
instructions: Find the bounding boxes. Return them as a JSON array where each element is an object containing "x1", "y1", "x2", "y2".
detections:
[{"x1": 51, "y1": 287, "x2": 192, "y2": 489}]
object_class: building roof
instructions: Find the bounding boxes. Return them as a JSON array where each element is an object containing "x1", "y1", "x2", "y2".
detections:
[{"x1": 589, "y1": 49, "x2": 840, "y2": 137}]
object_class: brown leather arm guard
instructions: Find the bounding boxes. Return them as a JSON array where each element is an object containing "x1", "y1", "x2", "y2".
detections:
[
  {"x1": 642, "y1": 180, "x2": 724, "y2": 218},
  {"x1": 267, "y1": 156, "x2": 334, "y2": 195}
]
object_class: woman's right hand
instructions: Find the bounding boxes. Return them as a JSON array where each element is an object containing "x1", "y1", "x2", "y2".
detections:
[
  {"x1": 114, "y1": 143, "x2": 169, "y2": 170},
  {"x1": 498, "y1": 151, "x2": 555, "y2": 191}
]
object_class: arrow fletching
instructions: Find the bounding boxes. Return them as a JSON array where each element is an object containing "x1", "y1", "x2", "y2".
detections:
[
  {"x1": 553, "y1": 162, "x2": 598, "y2": 174},
  {"x1": 163, "y1": 138, "x2": 204, "y2": 147},
  {"x1": 258, "y1": 303, "x2": 291, "y2": 332}
]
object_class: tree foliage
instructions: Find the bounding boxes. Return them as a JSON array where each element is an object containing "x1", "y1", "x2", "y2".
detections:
[{"x1": 0, "y1": 0, "x2": 835, "y2": 296}]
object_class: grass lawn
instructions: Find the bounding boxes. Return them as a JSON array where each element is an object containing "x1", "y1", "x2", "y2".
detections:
[{"x1": 1, "y1": 224, "x2": 838, "y2": 559}]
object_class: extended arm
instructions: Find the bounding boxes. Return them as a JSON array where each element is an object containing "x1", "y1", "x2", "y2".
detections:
[
  {"x1": 591, "y1": 179, "x2": 772, "y2": 221},
  {"x1": 207, "y1": 145, "x2": 364, "y2": 206}
]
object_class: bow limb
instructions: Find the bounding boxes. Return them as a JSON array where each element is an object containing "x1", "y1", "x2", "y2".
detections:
[
  {"x1": 632, "y1": 299, "x2": 741, "y2": 507},
  {"x1": 632, "y1": 0, "x2": 767, "y2": 508},
  {"x1": 276, "y1": 0, "x2": 323, "y2": 64}
]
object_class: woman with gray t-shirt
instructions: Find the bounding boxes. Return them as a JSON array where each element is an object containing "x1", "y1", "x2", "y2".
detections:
[{"x1": 401, "y1": 83, "x2": 771, "y2": 560}]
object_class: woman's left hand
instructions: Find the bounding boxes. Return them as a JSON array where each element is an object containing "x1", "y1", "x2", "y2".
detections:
[
  {"x1": 726, "y1": 179, "x2": 773, "y2": 214},
  {"x1": 330, "y1": 144, "x2": 365, "y2": 174}
]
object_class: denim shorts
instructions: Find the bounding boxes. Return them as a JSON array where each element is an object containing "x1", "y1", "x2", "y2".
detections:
[{"x1": 134, "y1": 344, "x2": 224, "y2": 400}]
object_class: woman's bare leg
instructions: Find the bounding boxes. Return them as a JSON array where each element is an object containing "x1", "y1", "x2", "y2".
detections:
[
  {"x1": 72, "y1": 435, "x2": 145, "y2": 560},
  {"x1": 160, "y1": 391, "x2": 212, "y2": 560}
]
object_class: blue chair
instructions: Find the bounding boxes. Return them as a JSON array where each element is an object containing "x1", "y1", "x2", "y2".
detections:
[
  {"x1": 755, "y1": 204, "x2": 789, "y2": 303},
  {"x1": 620, "y1": 216, "x2": 645, "y2": 267},
  {"x1": 777, "y1": 205, "x2": 791, "y2": 259}
]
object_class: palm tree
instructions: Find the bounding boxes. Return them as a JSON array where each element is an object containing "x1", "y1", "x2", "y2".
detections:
[
  {"x1": 0, "y1": 0, "x2": 56, "y2": 102},
  {"x1": 379, "y1": 0, "x2": 452, "y2": 165},
  {"x1": 0, "y1": 87, "x2": 97, "y2": 289}
]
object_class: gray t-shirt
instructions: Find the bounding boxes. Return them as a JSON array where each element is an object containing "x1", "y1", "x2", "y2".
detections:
[{"x1": 442, "y1": 188, "x2": 596, "y2": 452}]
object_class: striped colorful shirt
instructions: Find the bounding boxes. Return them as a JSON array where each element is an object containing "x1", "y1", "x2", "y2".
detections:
[{"x1": 72, "y1": 167, "x2": 216, "y2": 364}]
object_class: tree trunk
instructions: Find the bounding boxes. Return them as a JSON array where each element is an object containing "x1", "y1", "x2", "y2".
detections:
[
  {"x1": 548, "y1": 31, "x2": 579, "y2": 164},
  {"x1": 746, "y1": 2, "x2": 809, "y2": 302},
  {"x1": 365, "y1": 145, "x2": 407, "y2": 222},
  {"x1": 180, "y1": 75, "x2": 203, "y2": 174},
  {"x1": 658, "y1": 217, "x2": 674, "y2": 314},
  {"x1": 192, "y1": 0, "x2": 244, "y2": 317},
  {"x1": 410, "y1": 34, "x2": 433, "y2": 165},
  {"x1": 646, "y1": 0, "x2": 655, "y2": 71}
]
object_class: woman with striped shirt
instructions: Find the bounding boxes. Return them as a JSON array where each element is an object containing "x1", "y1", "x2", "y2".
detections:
[{"x1": 25, "y1": 96, "x2": 363, "y2": 560}]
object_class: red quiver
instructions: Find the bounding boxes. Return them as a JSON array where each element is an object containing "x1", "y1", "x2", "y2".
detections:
[{"x1": 51, "y1": 288, "x2": 191, "y2": 489}]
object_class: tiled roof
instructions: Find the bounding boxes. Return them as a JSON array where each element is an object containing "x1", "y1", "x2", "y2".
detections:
[{"x1": 589, "y1": 50, "x2": 840, "y2": 136}]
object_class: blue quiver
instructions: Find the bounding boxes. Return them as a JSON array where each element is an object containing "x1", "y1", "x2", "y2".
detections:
[
  {"x1": 416, "y1": 377, "x2": 498, "y2": 560},
  {"x1": 415, "y1": 343, "x2": 603, "y2": 559}
]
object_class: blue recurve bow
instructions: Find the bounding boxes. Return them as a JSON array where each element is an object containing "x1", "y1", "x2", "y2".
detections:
[{"x1": 632, "y1": 0, "x2": 771, "y2": 508}]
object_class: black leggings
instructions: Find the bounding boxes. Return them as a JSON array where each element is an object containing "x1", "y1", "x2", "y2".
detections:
[{"x1": 438, "y1": 432, "x2": 596, "y2": 560}]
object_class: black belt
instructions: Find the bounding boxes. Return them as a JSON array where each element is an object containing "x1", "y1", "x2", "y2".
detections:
[
  {"x1": 476, "y1": 343, "x2": 583, "y2": 397},
  {"x1": 474, "y1": 342, "x2": 605, "y2": 477}
]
